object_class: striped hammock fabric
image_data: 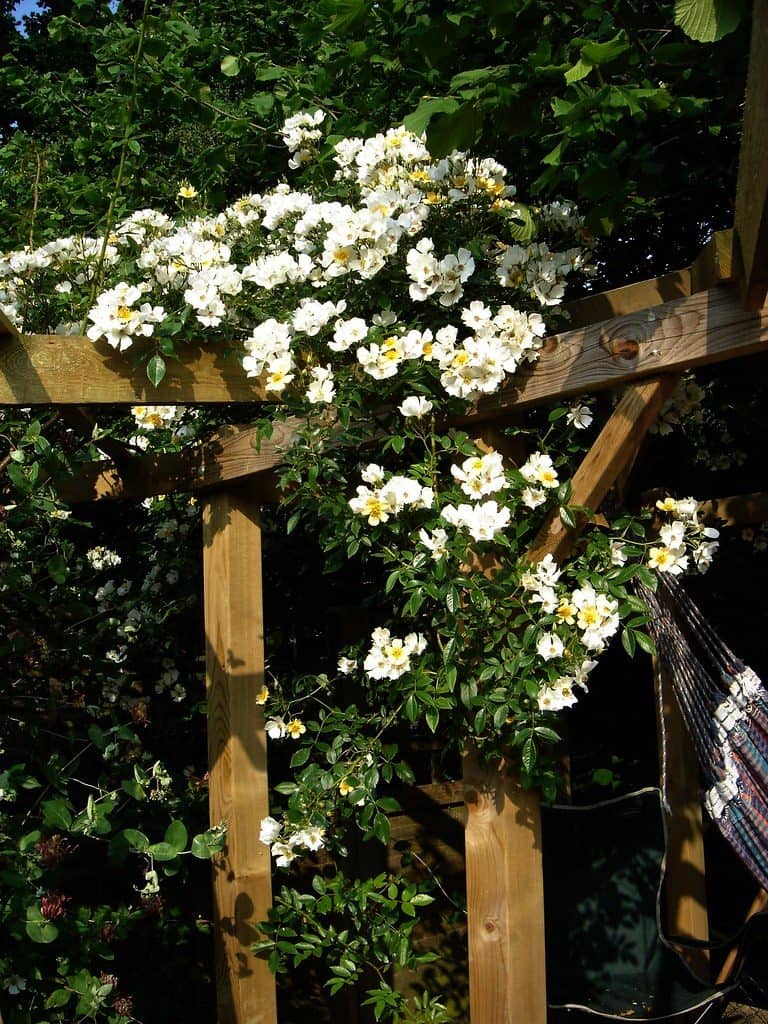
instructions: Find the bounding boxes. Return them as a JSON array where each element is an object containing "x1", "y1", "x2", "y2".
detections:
[{"x1": 640, "y1": 574, "x2": 768, "y2": 891}]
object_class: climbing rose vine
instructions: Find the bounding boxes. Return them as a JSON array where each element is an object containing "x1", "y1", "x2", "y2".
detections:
[{"x1": 0, "y1": 114, "x2": 719, "y2": 1021}]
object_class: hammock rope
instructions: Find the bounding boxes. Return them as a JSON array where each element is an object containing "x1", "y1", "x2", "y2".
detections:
[{"x1": 638, "y1": 574, "x2": 768, "y2": 892}]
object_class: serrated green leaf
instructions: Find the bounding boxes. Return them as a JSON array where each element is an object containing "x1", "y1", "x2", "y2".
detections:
[{"x1": 674, "y1": 0, "x2": 745, "y2": 42}]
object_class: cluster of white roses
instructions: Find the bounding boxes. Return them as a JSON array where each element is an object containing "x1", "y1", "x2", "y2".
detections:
[
  {"x1": 86, "y1": 546, "x2": 122, "y2": 570},
  {"x1": 259, "y1": 815, "x2": 326, "y2": 867},
  {"x1": 349, "y1": 464, "x2": 434, "y2": 526},
  {"x1": 1, "y1": 115, "x2": 592, "y2": 417},
  {"x1": 441, "y1": 450, "x2": 511, "y2": 542},
  {"x1": 363, "y1": 627, "x2": 427, "y2": 681},
  {"x1": 519, "y1": 554, "x2": 614, "y2": 711},
  {"x1": 649, "y1": 497, "x2": 720, "y2": 575}
]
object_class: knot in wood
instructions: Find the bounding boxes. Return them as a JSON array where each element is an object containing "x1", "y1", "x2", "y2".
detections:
[
  {"x1": 598, "y1": 320, "x2": 649, "y2": 363},
  {"x1": 483, "y1": 917, "x2": 500, "y2": 938}
]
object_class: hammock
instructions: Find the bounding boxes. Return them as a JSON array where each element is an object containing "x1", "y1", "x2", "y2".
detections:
[{"x1": 639, "y1": 574, "x2": 768, "y2": 891}]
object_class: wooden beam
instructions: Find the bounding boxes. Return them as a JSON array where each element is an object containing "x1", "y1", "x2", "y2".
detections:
[
  {"x1": 2, "y1": 284, "x2": 764, "y2": 412},
  {"x1": 699, "y1": 491, "x2": 768, "y2": 527},
  {"x1": 734, "y1": 0, "x2": 768, "y2": 311},
  {"x1": 563, "y1": 230, "x2": 733, "y2": 329},
  {"x1": 0, "y1": 332, "x2": 268, "y2": 404},
  {"x1": 55, "y1": 420, "x2": 299, "y2": 503},
  {"x1": 463, "y1": 747, "x2": 546, "y2": 1024},
  {"x1": 202, "y1": 487, "x2": 277, "y2": 1024},
  {"x1": 654, "y1": 657, "x2": 709, "y2": 977},
  {"x1": 464, "y1": 285, "x2": 768, "y2": 426},
  {"x1": 527, "y1": 376, "x2": 680, "y2": 564}
]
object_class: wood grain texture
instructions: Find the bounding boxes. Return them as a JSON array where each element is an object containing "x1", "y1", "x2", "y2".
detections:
[
  {"x1": 564, "y1": 230, "x2": 733, "y2": 330},
  {"x1": 202, "y1": 489, "x2": 277, "y2": 1024},
  {"x1": 698, "y1": 491, "x2": 768, "y2": 527},
  {"x1": 527, "y1": 376, "x2": 679, "y2": 564},
  {"x1": 463, "y1": 746, "x2": 546, "y2": 1024},
  {"x1": 3, "y1": 284, "x2": 764, "y2": 415},
  {"x1": 56, "y1": 420, "x2": 299, "y2": 503},
  {"x1": 654, "y1": 658, "x2": 709, "y2": 977},
  {"x1": 463, "y1": 285, "x2": 768, "y2": 425},
  {"x1": 0, "y1": 332, "x2": 267, "y2": 404},
  {"x1": 734, "y1": 0, "x2": 768, "y2": 310}
]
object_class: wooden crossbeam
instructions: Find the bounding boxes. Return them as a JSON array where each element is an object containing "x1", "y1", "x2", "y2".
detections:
[
  {"x1": 47, "y1": 285, "x2": 768, "y2": 504},
  {"x1": 564, "y1": 229, "x2": 733, "y2": 329},
  {"x1": 465, "y1": 285, "x2": 767, "y2": 425},
  {"x1": 56, "y1": 421, "x2": 296, "y2": 503},
  {"x1": 734, "y1": 0, "x2": 768, "y2": 311},
  {"x1": 0, "y1": 309, "x2": 20, "y2": 342},
  {"x1": 527, "y1": 376, "x2": 680, "y2": 563},
  {"x1": 2, "y1": 284, "x2": 764, "y2": 410},
  {"x1": 699, "y1": 491, "x2": 768, "y2": 527}
]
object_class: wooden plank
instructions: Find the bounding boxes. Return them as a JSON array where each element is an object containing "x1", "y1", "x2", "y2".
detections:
[
  {"x1": 2, "y1": 285, "x2": 764, "y2": 412},
  {"x1": 0, "y1": 332, "x2": 268, "y2": 404},
  {"x1": 464, "y1": 285, "x2": 768, "y2": 426},
  {"x1": 527, "y1": 376, "x2": 679, "y2": 564},
  {"x1": 699, "y1": 491, "x2": 768, "y2": 527},
  {"x1": 564, "y1": 268, "x2": 693, "y2": 329},
  {"x1": 202, "y1": 487, "x2": 277, "y2": 1024},
  {"x1": 654, "y1": 657, "x2": 710, "y2": 977},
  {"x1": 55, "y1": 420, "x2": 299, "y2": 503},
  {"x1": 690, "y1": 229, "x2": 734, "y2": 293},
  {"x1": 463, "y1": 746, "x2": 546, "y2": 1024},
  {"x1": 564, "y1": 230, "x2": 734, "y2": 330},
  {"x1": 734, "y1": 0, "x2": 768, "y2": 311}
]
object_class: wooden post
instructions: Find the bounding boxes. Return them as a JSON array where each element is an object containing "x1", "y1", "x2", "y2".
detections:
[
  {"x1": 654, "y1": 657, "x2": 709, "y2": 977},
  {"x1": 463, "y1": 747, "x2": 546, "y2": 1024},
  {"x1": 203, "y1": 487, "x2": 277, "y2": 1024},
  {"x1": 734, "y1": 0, "x2": 768, "y2": 311}
]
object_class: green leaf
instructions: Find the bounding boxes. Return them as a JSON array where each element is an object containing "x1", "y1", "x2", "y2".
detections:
[
  {"x1": 592, "y1": 768, "x2": 614, "y2": 786},
  {"x1": 42, "y1": 799, "x2": 72, "y2": 831},
  {"x1": 635, "y1": 631, "x2": 657, "y2": 656},
  {"x1": 621, "y1": 628, "x2": 637, "y2": 657},
  {"x1": 164, "y1": 820, "x2": 188, "y2": 852},
  {"x1": 564, "y1": 58, "x2": 593, "y2": 84},
  {"x1": 45, "y1": 989, "x2": 72, "y2": 1009},
  {"x1": 559, "y1": 506, "x2": 577, "y2": 528},
  {"x1": 403, "y1": 97, "x2": 460, "y2": 136},
  {"x1": 121, "y1": 828, "x2": 149, "y2": 852},
  {"x1": 426, "y1": 103, "x2": 482, "y2": 158},
  {"x1": 220, "y1": 55, "x2": 241, "y2": 77},
  {"x1": 674, "y1": 0, "x2": 746, "y2": 42},
  {"x1": 521, "y1": 737, "x2": 536, "y2": 773},
  {"x1": 425, "y1": 707, "x2": 439, "y2": 733},
  {"x1": 148, "y1": 841, "x2": 179, "y2": 862},
  {"x1": 581, "y1": 32, "x2": 630, "y2": 65},
  {"x1": 26, "y1": 906, "x2": 59, "y2": 944},
  {"x1": 46, "y1": 555, "x2": 67, "y2": 584},
  {"x1": 146, "y1": 354, "x2": 166, "y2": 387}
]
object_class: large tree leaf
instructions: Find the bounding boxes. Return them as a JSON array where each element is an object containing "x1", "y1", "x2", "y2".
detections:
[{"x1": 674, "y1": 0, "x2": 746, "y2": 42}]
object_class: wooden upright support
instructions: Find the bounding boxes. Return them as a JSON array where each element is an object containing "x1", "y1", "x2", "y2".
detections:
[
  {"x1": 734, "y1": 0, "x2": 768, "y2": 311},
  {"x1": 654, "y1": 658, "x2": 709, "y2": 977},
  {"x1": 203, "y1": 487, "x2": 277, "y2": 1024},
  {"x1": 463, "y1": 748, "x2": 546, "y2": 1024}
]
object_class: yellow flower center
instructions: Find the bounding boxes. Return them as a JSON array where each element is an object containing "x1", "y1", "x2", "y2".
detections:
[{"x1": 116, "y1": 305, "x2": 133, "y2": 322}]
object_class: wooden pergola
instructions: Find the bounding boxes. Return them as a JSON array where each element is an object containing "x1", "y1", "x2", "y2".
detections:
[{"x1": 2, "y1": 3, "x2": 767, "y2": 1020}]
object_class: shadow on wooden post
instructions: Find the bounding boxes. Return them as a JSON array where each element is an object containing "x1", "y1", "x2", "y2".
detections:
[
  {"x1": 463, "y1": 745, "x2": 546, "y2": 1024},
  {"x1": 203, "y1": 486, "x2": 277, "y2": 1024}
]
